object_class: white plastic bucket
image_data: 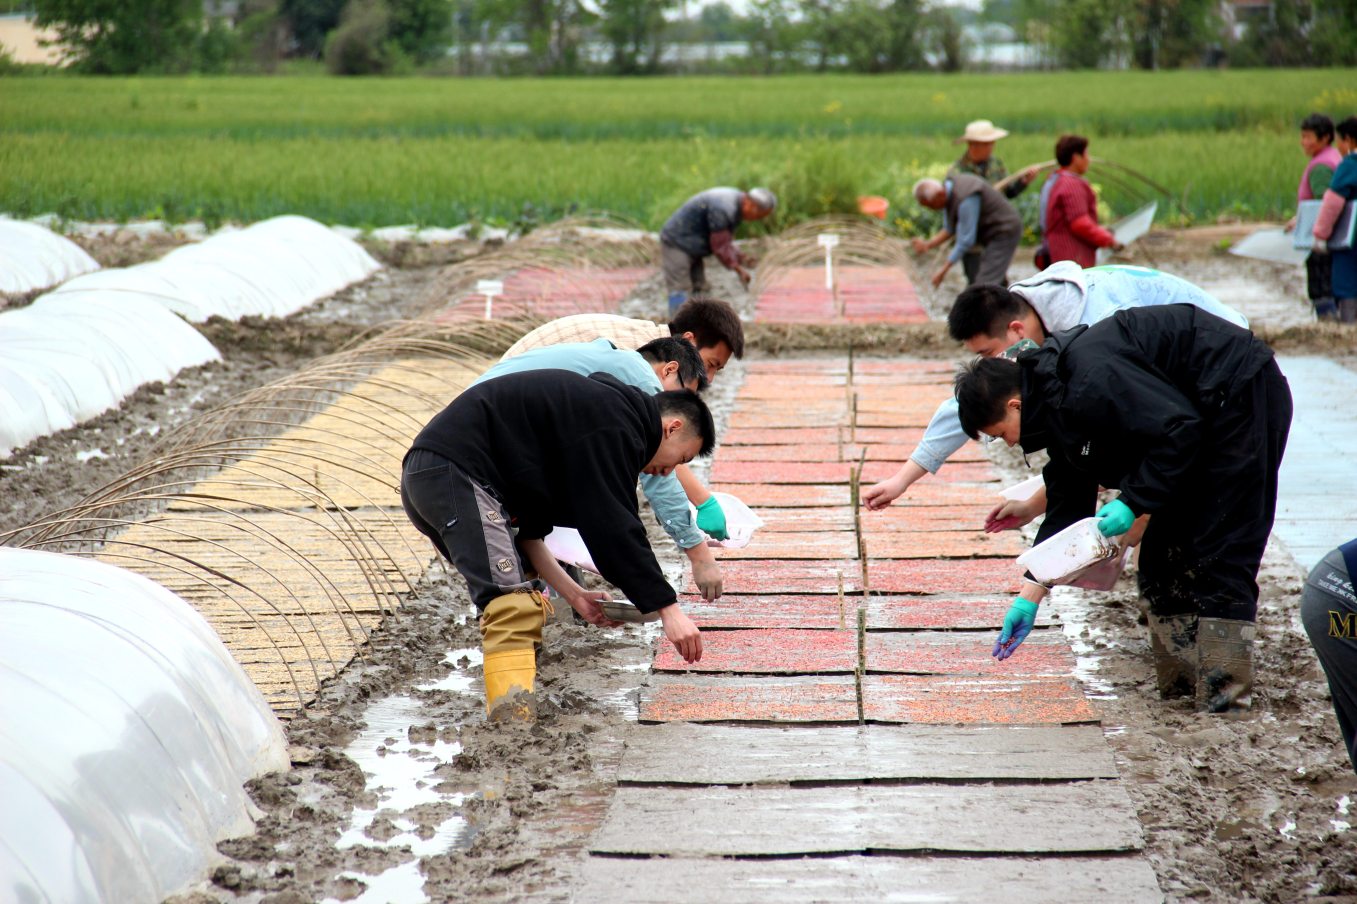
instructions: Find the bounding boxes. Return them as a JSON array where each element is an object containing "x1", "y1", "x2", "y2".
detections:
[
  {"x1": 999, "y1": 475, "x2": 1045, "y2": 502},
  {"x1": 1016, "y1": 516, "x2": 1126, "y2": 588}
]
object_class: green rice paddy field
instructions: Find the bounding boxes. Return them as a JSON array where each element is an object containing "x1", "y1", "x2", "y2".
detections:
[{"x1": 1, "y1": 71, "x2": 1353, "y2": 230}]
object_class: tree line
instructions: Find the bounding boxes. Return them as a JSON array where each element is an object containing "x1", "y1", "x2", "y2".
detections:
[{"x1": 18, "y1": 0, "x2": 1357, "y2": 75}]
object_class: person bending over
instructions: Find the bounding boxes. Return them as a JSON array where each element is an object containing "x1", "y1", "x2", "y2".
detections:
[
  {"x1": 472, "y1": 336, "x2": 725, "y2": 601},
  {"x1": 954, "y1": 305, "x2": 1291, "y2": 713},
  {"x1": 863, "y1": 263, "x2": 1248, "y2": 519},
  {"x1": 401, "y1": 370, "x2": 716, "y2": 721}
]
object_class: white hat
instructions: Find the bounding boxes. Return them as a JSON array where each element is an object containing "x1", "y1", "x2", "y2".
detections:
[{"x1": 956, "y1": 119, "x2": 1010, "y2": 143}]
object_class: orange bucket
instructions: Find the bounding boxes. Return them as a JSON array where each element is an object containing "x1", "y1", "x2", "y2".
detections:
[{"x1": 857, "y1": 195, "x2": 889, "y2": 219}]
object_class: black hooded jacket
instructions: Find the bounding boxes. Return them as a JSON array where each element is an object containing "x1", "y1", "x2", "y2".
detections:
[
  {"x1": 408, "y1": 369, "x2": 675, "y2": 613},
  {"x1": 1018, "y1": 304, "x2": 1275, "y2": 545}
]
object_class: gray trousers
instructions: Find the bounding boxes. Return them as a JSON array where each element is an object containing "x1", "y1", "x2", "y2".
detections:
[
  {"x1": 968, "y1": 228, "x2": 1021, "y2": 286},
  {"x1": 1301, "y1": 545, "x2": 1357, "y2": 775},
  {"x1": 661, "y1": 241, "x2": 709, "y2": 294}
]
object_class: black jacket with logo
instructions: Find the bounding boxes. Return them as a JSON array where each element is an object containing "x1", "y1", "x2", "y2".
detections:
[
  {"x1": 1017, "y1": 304, "x2": 1274, "y2": 546},
  {"x1": 408, "y1": 369, "x2": 674, "y2": 613}
]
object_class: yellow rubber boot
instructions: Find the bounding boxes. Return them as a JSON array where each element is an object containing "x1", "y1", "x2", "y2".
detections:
[
  {"x1": 483, "y1": 649, "x2": 537, "y2": 722},
  {"x1": 480, "y1": 591, "x2": 552, "y2": 722}
]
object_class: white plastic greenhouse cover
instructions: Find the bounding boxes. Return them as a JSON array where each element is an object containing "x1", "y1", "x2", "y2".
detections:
[
  {"x1": 51, "y1": 215, "x2": 382, "y2": 322},
  {"x1": 0, "y1": 219, "x2": 100, "y2": 294},
  {"x1": 0, "y1": 293, "x2": 221, "y2": 457},
  {"x1": 0, "y1": 548, "x2": 289, "y2": 904}
]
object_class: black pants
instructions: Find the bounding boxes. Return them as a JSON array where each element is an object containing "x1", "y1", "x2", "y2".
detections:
[
  {"x1": 1307, "y1": 251, "x2": 1334, "y2": 303},
  {"x1": 400, "y1": 449, "x2": 537, "y2": 610},
  {"x1": 1301, "y1": 546, "x2": 1357, "y2": 775},
  {"x1": 1137, "y1": 359, "x2": 1292, "y2": 622}
]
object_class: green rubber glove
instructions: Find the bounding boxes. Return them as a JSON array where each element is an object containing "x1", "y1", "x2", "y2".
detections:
[
  {"x1": 1095, "y1": 498, "x2": 1134, "y2": 537},
  {"x1": 993, "y1": 597, "x2": 1039, "y2": 660},
  {"x1": 695, "y1": 496, "x2": 729, "y2": 540}
]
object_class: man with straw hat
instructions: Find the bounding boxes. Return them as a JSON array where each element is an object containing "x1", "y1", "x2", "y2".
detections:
[{"x1": 950, "y1": 119, "x2": 1040, "y2": 283}]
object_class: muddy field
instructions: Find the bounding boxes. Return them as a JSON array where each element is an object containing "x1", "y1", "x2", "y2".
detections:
[{"x1": 5, "y1": 229, "x2": 1357, "y2": 903}]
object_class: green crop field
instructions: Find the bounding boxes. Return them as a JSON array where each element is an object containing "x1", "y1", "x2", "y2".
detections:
[{"x1": 0, "y1": 71, "x2": 1352, "y2": 231}]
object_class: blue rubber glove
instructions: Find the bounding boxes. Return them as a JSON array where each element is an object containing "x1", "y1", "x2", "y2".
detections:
[
  {"x1": 993, "y1": 597, "x2": 1039, "y2": 660},
  {"x1": 695, "y1": 496, "x2": 729, "y2": 540},
  {"x1": 1095, "y1": 498, "x2": 1134, "y2": 537}
]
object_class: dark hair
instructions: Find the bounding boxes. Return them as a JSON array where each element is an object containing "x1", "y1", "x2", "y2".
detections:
[
  {"x1": 655, "y1": 389, "x2": 717, "y2": 457},
  {"x1": 1338, "y1": 117, "x2": 1357, "y2": 143},
  {"x1": 1301, "y1": 113, "x2": 1336, "y2": 143},
  {"x1": 948, "y1": 284, "x2": 1031, "y2": 341},
  {"x1": 955, "y1": 357, "x2": 1022, "y2": 441},
  {"x1": 1055, "y1": 134, "x2": 1089, "y2": 167},
  {"x1": 669, "y1": 298, "x2": 745, "y2": 358},
  {"x1": 636, "y1": 336, "x2": 710, "y2": 391}
]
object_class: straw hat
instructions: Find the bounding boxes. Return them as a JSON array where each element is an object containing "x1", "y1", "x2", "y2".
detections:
[{"x1": 956, "y1": 119, "x2": 1010, "y2": 143}]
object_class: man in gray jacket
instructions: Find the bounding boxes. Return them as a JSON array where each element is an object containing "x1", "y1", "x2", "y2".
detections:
[{"x1": 660, "y1": 187, "x2": 776, "y2": 313}]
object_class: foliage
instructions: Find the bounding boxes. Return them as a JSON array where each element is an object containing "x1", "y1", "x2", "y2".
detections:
[
  {"x1": 324, "y1": 0, "x2": 410, "y2": 74},
  {"x1": 33, "y1": 0, "x2": 204, "y2": 73},
  {"x1": 281, "y1": 0, "x2": 347, "y2": 57},
  {"x1": 388, "y1": 0, "x2": 454, "y2": 62},
  {"x1": 0, "y1": 71, "x2": 1346, "y2": 229},
  {"x1": 598, "y1": 0, "x2": 671, "y2": 73}
]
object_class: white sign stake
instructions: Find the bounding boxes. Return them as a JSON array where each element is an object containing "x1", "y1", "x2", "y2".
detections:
[
  {"x1": 818, "y1": 233, "x2": 840, "y2": 290},
  {"x1": 477, "y1": 279, "x2": 504, "y2": 319}
]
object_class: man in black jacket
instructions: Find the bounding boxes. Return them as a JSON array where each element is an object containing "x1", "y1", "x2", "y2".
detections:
[
  {"x1": 954, "y1": 305, "x2": 1292, "y2": 712},
  {"x1": 401, "y1": 370, "x2": 716, "y2": 721}
]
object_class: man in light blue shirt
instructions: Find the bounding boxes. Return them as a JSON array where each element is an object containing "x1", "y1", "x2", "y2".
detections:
[
  {"x1": 863, "y1": 262, "x2": 1250, "y2": 518},
  {"x1": 472, "y1": 336, "x2": 725, "y2": 600}
]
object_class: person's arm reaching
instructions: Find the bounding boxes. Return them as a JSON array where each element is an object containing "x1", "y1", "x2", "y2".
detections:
[
  {"x1": 640, "y1": 470, "x2": 724, "y2": 601},
  {"x1": 985, "y1": 483, "x2": 1047, "y2": 532},
  {"x1": 1069, "y1": 212, "x2": 1116, "y2": 248},
  {"x1": 863, "y1": 397, "x2": 970, "y2": 510},
  {"x1": 710, "y1": 230, "x2": 750, "y2": 284},
  {"x1": 518, "y1": 538, "x2": 620, "y2": 628}
]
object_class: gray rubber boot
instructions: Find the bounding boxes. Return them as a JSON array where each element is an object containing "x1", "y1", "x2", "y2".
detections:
[
  {"x1": 1196, "y1": 617, "x2": 1256, "y2": 713},
  {"x1": 1147, "y1": 612, "x2": 1198, "y2": 699}
]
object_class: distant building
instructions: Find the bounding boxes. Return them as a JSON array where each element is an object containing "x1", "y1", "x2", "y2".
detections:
[{"x1": 0, "y1": 13, "x2": 64, "y2": 65}]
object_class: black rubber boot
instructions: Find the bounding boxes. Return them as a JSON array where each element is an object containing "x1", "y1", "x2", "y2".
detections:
[
  {"x1": 1147, "y1": 612, "x2": 1198, "y2": 699},
  {"x1": 1196, "y1": 617, "x2": 1255, "y2": 713}
]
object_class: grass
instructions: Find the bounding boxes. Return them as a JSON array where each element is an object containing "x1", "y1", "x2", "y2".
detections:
[{"x1": 1, "y1": 71, "x2": 1352, "y2": 230}]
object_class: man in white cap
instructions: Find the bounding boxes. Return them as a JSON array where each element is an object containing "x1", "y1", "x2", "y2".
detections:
[
  {"x1": 949, "y1": 119, "x2": 1040, "y2": 283},
  {"x1": 660, "y1": 187, "x2": 777, "y2": 314}
]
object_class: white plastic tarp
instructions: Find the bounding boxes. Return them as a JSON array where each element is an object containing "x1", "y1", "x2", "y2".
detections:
[
  {"x1": 51, "y1": 215, "x2": 381, "y2": 322},
  {"x1": 1096, "y1": 201, "x2": 1157, "y2": 264},
  {"x1": 1230, "y1": 227, "x2": 1309, "y2": 266},
  {"x1": 0, "y1": 294, "x2": 220, "y2": 456},
  {"x1": 0, "y1": 548, "x2": 288, "y2": 904},
  {"x1": 0, "y1": 219, "x2": 100, "y2": 295}
]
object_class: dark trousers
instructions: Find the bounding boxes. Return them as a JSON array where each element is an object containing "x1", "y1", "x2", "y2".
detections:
[
  {"x1": 1137, "y1": 360, "x2": 1292, "y2": 623},
  {"x1": 1301, "y1": 547, "x2": 1357, "y2": 775},
  {"x1": 400, "y1": 449, "x2": 536, "y2": 610}
]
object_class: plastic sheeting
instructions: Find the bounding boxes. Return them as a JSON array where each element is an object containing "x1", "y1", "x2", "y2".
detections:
[
  {"x1": 0, "y1": 548, "x2": 289, "y2": 904},
  {"x1": 0, "y1": 293, "x2": 220, "y2": 456},
  {"x1": 0, "y1": 218, "x2": 100, "y2": 295},
  {"x1": 51, "y1": 215, "x2": 382, "y2": 322}
]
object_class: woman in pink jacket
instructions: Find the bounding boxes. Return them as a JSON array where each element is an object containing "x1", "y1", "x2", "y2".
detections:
[{"x1": 1313, "y1": 116, "x2": 1357, "y2": 325}]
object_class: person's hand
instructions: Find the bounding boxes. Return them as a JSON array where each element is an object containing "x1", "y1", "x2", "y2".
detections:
[
  {"x1": 735, "y1": 266, "x2": 752, "y2": 287},
  {"x1": 659, "y1": 603, "x2": 703, "y2": 663},
  {"x1": 1095, "y1": 498, "x2": 1134, "y2": 537},
  {"x1": 695, "y1": 496, "x2": 729, "y2": 539},
  {"x1": 863, "y1": 474, "x2": 906, "y2": 511},
  {"x1": 911, "y1": 237, "x2": 929, "y2": 254},
  {"x1": 691, "y1": 558, "x2": 723, "y2": 601},
  {"x1": 993, "y1": 597, "x2": 1039, "y2": 660},
  {"x1": 1021, "y1": 165, "x2": 1039, "y2": 184},
  {"x1": 1111, "y1": 241, "x2": 1125, "y2": 252},
  {"x1": 1285, "y1": 216, "x2": 1298, "y2": 232},
  {"x1": 1120, "y1": 513, "x2": 1151, "y2": 549},
  {"x1": 568, "y1": 589, "x2": 622, "y2": 628},
  {"x1": 930, "y1": 266, "x2": 948, "y2": 289},
  {"x1": 984, "y1": 497, "x2": 1039, "y2": 533},
  {"x1": 1313, "y1": 237, "x2": 1329, "y2": 255}
]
